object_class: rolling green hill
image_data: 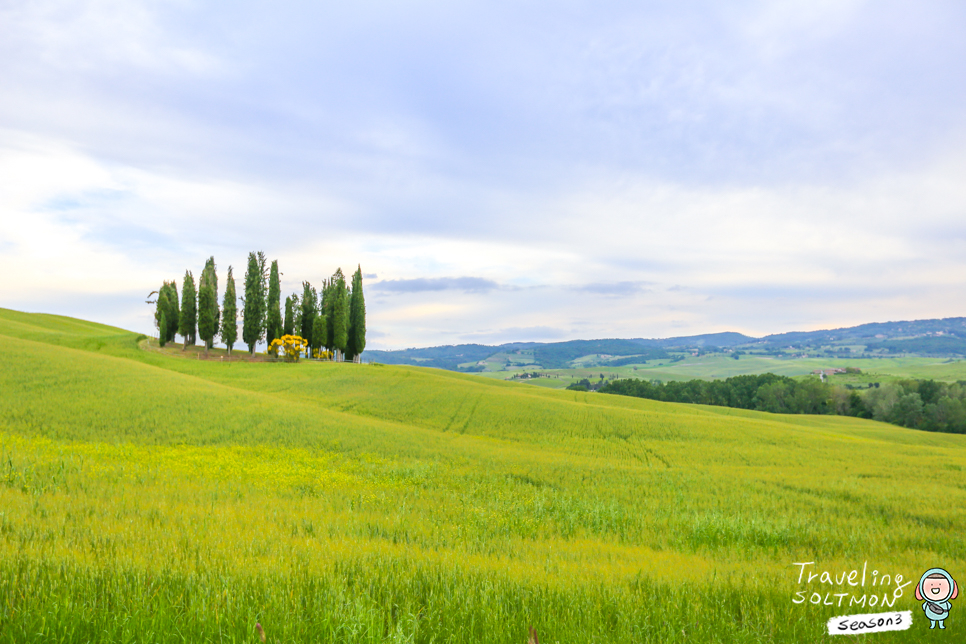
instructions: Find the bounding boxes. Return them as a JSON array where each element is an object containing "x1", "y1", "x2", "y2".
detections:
[{"x1": 2, "y1": 307, "x2": 965, "y2": 643}]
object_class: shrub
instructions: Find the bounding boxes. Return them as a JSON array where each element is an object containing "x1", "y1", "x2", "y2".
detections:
[{"x1": 269, "y1": 334, "x2": 308, "y2": 362}]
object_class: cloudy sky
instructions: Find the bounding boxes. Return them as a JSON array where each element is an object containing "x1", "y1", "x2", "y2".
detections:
[{"x1": 1, "y1": 1, "x2": 964, "y2": 350}]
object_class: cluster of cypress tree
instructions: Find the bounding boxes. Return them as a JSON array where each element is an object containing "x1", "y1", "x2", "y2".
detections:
[
  {"x1": 282, "y1": 266, "x2": 366, "y2": 361},
  {"x1": 154, "y1": 252, "x2": 366, "y2": 360}
]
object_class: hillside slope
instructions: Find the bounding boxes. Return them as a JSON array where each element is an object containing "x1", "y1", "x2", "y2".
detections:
[{"x1": 1, "y1": 308, "x2": 964, "y2": 643}]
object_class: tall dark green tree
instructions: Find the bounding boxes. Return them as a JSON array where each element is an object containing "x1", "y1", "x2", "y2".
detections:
[
  {"x1": 346, "y1": 265, "x2": 366, "y2": 361},
  {"x1": 283, "y1": 295, "x2": 295, "y2": 336},
  {"x1": 155, "y1": 280, "x2": 179, "y2": 345},
  {"x1": 198, "y1": 257, "x2": 220, "y2": 348},
  {"x1": 300, "y1": 282, "x2": 317, "y2": 358},
  {"x1": 266, "y1": 260, "x2": 283, "y2": 349},
  {"x1": 290, "y1": 293, "x2": 302, "y2": 338},
  {"x1": 163, "y1": 281, "x2": 180, "y2": 344},
  {"x1": 330, "y1": 268, "x2": 349, "y2": 361},
  {"x1": 158, "y1": 312, "x2": 168, "y2": 347},
  {"x1": 156, "y1": 289, "x2": 167, "y2": 343},
  {"x1": 154, "y1": 288, "x2": 166, "y2": 342},
  {"x1": 179, "y1": 270, "x2": 197, "y2": 350},
  {"x1": 198, "y1": 281, "x2": 217, "y2": 356},
  {"x1": 318, "y1": 278, "x2": 332, "y2": 351},
  {"x1": 242, "y1": 251, "x2": 268, "y2": 355},
  {"x1": 221, "y1": 266, "x2": 238, "y2": 355},
  {"x1": 311, "y1": 310, "x2": 326, "y2": 358}
]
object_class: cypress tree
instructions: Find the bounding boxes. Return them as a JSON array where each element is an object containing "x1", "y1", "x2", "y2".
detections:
[
  {"x1": 198, "y1": 279, "x2": 216, "y2": 355},
  {"x1": 179, "y1": 271, "x2": 197, "y2": 350},
  {"x1": 221, "y1": 266, "x2": 238, "y2": 355},
  {"x1": 330, "y1": 268, "x2": 349, "y2": 361},
  {"x1": 347, "y1": 265, "x2": 366, "y2": 361},
  {"x1": 242, "y1": 251, "x2": 268, "y2": 355},
  {"x1": 155, "y1": 281, "x2": 179, "y2": 345},
  {"x1": 154, "y1": 289, "x2": 166, "y2": 340},
  {"x1": 158, "y1": 312, "x2": 168, "y2": 348},
  {"x1": 266, "y1": 260, "x2": 283, "y2": 349},
  {"x1": 291, "y1": 293, "x2": 302, "y2": 339},
  {"x1": 317, "y1": 278, "x2": 330, "y2": 350},
  {"x1": 199, "y1": 257, "x2": 220, "y2": 347},
  {"x1": 283, "y1": 295, "x2": 294, "y2": 336},
  {"x1": 163, "y1": 281, "x2": 180, "y2": 345},
  {"x1": 326, "y1": 278, "x2": 340, "y2": 354},
  {"x1": 311, "y1": 310, "x2": 326, "y2": 358},
  {"x1": 325, "y1": 278, "x2": 336, "y2": 351},
  {"x1": 300, "y1": 282, "x2": 317, "y2": 358}
]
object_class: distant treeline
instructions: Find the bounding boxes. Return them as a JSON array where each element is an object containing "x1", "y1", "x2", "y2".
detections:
[
  {"x1": 600, "y1": 375, "x2": 966, "y2": 434},
  {"x1": 600, "y1": 374, "x2": 832, "y2": 414}
]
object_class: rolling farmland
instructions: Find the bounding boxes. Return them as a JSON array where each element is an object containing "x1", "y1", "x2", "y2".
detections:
[
  {"x1": 476, "y1": 354, "x2": 966, "y2": 390},
  {"x1": 2, "y1": 308, "x2": 965, "y2": 643}
]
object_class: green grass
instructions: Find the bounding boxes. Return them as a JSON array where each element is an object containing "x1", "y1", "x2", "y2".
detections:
[{"x1": 1, "y1": 307, "x2": 965, "y2": 642}]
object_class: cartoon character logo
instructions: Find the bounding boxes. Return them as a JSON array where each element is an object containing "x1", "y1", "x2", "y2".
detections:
[{"x1": 916, "y1": 568, "x2": 958, "y2": 629}]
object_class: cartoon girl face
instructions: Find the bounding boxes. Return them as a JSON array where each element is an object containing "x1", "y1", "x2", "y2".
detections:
[{"x1": 924, "y1": 576, "x2": 953, "y2": 601}]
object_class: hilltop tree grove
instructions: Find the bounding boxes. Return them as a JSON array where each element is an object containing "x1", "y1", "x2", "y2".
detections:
[{"x1": 157, "y1": 255, "x2": 366, "y2": 360}]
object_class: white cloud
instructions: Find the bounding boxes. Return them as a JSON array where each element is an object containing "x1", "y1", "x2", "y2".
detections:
[
  {"x1": 3, "y1": 125, "x2": 966, "y2": 348},
  {"x1": 1, "y1": 1, "x2": 965, "y2": 349},
  {"x1": 1, "y1": 0, "x2": 225, "y2": 77}
]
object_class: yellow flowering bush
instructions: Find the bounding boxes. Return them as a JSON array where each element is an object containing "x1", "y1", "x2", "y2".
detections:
[{"x1": 268, "y1": 334, "x2": 307, "y2": 362}]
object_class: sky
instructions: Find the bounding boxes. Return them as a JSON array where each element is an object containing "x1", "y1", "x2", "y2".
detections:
[{"x1": 1, "y1": 1, "x2": 965, "y2": 350}]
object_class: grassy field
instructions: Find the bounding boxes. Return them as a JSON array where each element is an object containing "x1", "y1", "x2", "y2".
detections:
[{"x1": 2, "y1": 307, "x2": 966, "y2": 643}]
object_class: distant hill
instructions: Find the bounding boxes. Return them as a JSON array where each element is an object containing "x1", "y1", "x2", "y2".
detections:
[
  {"x1": 877, "y1": 335, "x2": 966, "y2": 356},
  {"x1": 648, "y1": 332, "x2": 755, "y2": 349},
  {"x1": 756, "y1": 317, "x2": 966, "y2": 348},
  {"x1": 363, "y1": 338, "x2": 670, "y2": 371},
  {"x1": 363, "y1": 317, "x2": 966, "y2": 370},
  {"x1": 358, "y1": 344, "x2": 499, "y2": 371}
]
